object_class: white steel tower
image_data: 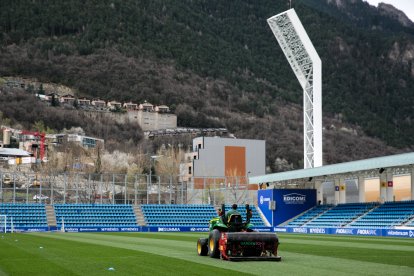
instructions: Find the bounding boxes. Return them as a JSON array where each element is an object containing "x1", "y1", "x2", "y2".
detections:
[{"x1": 267, "y1": 9, "x2": 322, "y2": 168}]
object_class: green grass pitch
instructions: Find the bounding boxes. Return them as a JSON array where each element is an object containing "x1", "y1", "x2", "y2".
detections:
[{"x1": 0, "y1": 232, "x2": 413, "y2": 275}]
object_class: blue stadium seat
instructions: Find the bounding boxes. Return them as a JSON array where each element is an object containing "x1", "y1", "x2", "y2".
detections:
[
  {"x1": 54, "y1": 204, "x2": 137, "y2": 228},
  {"x1": 349, "y1": 201, "x2": 414, "y2": 228},
  {"x1": 141, "y1": 204, "x2": 266, "y2": 227},
  {"x1": 285, "y1": 201, "x2": 414, "y2": 229},
  {"x1": 0, "y1": 203, "x2": 48, "y2": 228}
]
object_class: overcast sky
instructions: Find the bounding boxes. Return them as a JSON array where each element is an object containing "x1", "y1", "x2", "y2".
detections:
[{"x1": 364, "y1": 0, "x2": 414, "y2": 22}]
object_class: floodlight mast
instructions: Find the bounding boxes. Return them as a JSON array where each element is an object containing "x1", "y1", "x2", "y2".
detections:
[{"x1": 267, "y1": 9, "x2": 322, "y2": 169}]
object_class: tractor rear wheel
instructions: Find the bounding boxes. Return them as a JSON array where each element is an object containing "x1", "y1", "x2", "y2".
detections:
[
  {"x1": 197, "y1": 238, "x2": 208, "y2": 256},
  {"x1": 208, "y1": 229, "x2": 220, "y2": 258}
]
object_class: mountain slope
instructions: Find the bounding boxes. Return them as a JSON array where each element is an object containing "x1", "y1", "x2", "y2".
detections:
[{"x1": 0, "y1": 0, "x2": 413, "y2": 170}]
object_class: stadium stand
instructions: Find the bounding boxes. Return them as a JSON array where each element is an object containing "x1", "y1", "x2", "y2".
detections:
[
  {"x1": 305, "y1": 202, "x2": 379, "y2": 228},
  {"x1": 141, "y1": 204, "x2": 218, "y2": 226},
  {"x1": 285, "y1": 204, "x2": 332, "y2": 227},
  {"x1": 349, "y1": 200, "x2": 414, "y2": 229},
  {"x1": 1, "y1": 201, "x2": 412, "y2": 230},
  {"x1": 286, "y1": 202, "x2": 378, "y2": 228},
  {"x1": 0, "y1": 203, "x2": 47, "y2": 228},
  {"x1": 285, "y1": 201, "x2": 414, "y2": 228},
  {"x1": 54, "y1": 204, "x2": 137, "y2": 228}
]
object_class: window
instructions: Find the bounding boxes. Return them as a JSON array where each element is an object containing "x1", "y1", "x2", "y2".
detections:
[
  {"x1": 188, "y1": 166, "x2": 192, "y2": 175},
  {"x1": 82, "y1": 138, "x2": 96, "y2": 148}
]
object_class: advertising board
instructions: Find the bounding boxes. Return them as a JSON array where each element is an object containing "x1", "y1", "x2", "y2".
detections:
[{"x1": 258, "y1": 189, "x2": 317, "y2": 226}]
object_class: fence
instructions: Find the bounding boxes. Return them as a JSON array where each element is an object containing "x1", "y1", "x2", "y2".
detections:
[{"x1": 0, "y1": 172, "x2": 258, "y2": 205}]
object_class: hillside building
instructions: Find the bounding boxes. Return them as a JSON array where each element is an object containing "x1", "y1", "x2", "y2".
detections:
[
  {"x1": 181, "y1": 136, "x2": 265, "y2": 189},
  {"x1": 0, "y1": 148, "x2": 32, "y2": 165},
  {"x1": 91, "y1": 99, "x2": 106, "y2": 108},
  {"x1": 155, "y1": 105, "x2": 170, "y2": 113},
  {"x1": 59, "y1": 94, "x2": 76, "y2": 105},
  {"x1": 53, "y1": 134, "x2": 104, "y2": 149},
  {"x1": 139, "y1": 101, "x2": 154, "y2": 111},
  {"x1": 122, "y1": 110, "x2": 177, "y2": 131},
  {"x1": 77, "y1": 98, "x2": 91, "y2": 106},
  {"x1": 123, "y1": 102, "x2": 138, "y2": 110},
  {"x1": 107, "y1": 100, "x2": 122, "y2": 110},
  {"x1": 180, "y1": 136, "x2": 265, "y2": 204}
]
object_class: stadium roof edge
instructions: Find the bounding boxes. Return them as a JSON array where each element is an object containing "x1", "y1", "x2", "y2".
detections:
[{"x1": 250, "y1": 152, "x2": 414, "y2": 184}]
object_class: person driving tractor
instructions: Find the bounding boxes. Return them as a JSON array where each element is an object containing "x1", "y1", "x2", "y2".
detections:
[{"x1": 225, "y1": 204, "x2": 240, "y2": 223}]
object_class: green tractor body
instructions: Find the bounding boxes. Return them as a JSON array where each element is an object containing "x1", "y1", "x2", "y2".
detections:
[{"x1": 197, "y1": 204, "x2": 281, "y2": 261}]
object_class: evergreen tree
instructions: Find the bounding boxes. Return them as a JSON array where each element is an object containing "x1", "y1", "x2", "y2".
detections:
[
  {"x1": 38, "y1": 84, "x2": 45, "y2": 95},
  {"x1": 51, "y1": 94, "x2": 60, "y2": 107}
]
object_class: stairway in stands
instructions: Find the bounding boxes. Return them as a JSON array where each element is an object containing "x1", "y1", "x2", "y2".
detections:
[
  {"x1": 45, "y1": 205, "x2": 57, "y2": 228},
  {"x1": 133, "y1": 205, "x2": 146, "y2": 226}
]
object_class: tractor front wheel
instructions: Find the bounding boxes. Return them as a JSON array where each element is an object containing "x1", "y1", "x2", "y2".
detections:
[{"x1": 208, "y1": 229, "x2": 221, "y2": 258}]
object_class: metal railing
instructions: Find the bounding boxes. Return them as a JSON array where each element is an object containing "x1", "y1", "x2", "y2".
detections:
[{"x1": 0, "y1": 172, "x2": 257, "y2": 205}]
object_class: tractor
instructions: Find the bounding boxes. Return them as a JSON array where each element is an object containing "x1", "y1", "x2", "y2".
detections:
[{"x1": 197, "y1": 204, "x2": 281, "y2": 261}]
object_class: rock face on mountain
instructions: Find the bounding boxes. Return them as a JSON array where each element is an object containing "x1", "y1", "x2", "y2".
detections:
[
  {"x1": 378, "y1": 3, "x2": 414, "y2": 28},
  {"x1": 327, "y1": 0, "x2": 358, "y2": 8},
  {"x1": 320, "y1": 0, "x2": 414, "y2": 31},
  {"x1": 388, "y1": 42, "x2": 414, "y2": 69}
]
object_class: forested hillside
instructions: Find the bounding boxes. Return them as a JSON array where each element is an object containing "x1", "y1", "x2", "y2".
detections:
[{"x1": 0, "y1": 0, "x2": 413, "y2": 170}]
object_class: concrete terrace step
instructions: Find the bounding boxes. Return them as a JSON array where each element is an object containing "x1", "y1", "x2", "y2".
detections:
[
  {"x1": 134, "y1": 205, "x2": 146, "y2": 226},
  {"x1": 45, "y1": 205, "x2": 57, "y2": 227}
]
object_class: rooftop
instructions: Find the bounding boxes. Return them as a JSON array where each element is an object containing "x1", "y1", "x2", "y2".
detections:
[
  {"x1": 0, "y1": 148, "x2": 31, "y2": 157},
  {"x1": 250, "y1": 152, "x2": 414, "y2": 184}
]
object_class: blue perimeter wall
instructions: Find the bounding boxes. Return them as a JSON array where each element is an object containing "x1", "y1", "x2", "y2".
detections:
[
  {"x1": 257, "y1": 189, "x2": 317, "y2": 226},
  {"x1": 6, "y1": 226, "x2": 414, "y2": 238}
]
